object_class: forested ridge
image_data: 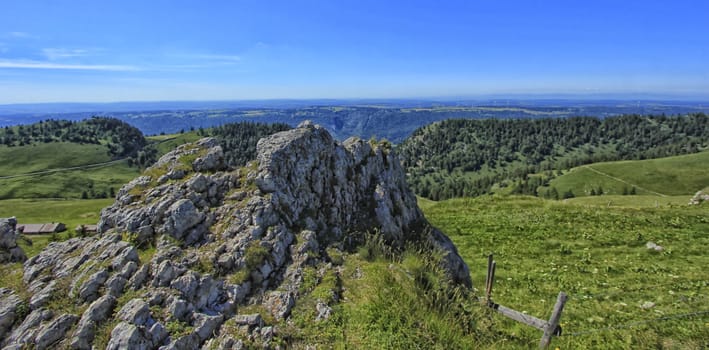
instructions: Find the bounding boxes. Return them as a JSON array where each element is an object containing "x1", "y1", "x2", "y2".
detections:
[
  {"x1": 210, "y1": 122, "x2": 292, "y2": 166},
  {"x1": 130, "y1": 121, "x2": 291, "y2": 169},
  {"x1": 398, "y1": 113, "x2": 709, "y2": 200},
  {"x1": 0, "y1": 117, "x2": 146, "y2": 159}
]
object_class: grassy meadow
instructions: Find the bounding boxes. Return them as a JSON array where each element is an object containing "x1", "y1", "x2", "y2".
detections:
[
  {"x1": 0, "y1": 142, "x2": 111, "y2": 176},
  {"x1": 547, "y1": 151, "x2": 709, "y2": 197},
  {"x1": 148, "y1": 131, "x2": 202, "y2": 155},
  {"x1": 422, "y1": 195, "x2": 709, "y2": 349},
  {"x1": 0, "y1": 142, "x2": 139, "y2": 199},
  {"x1": 0, "y1": 198, "x2": 112, "y2": 257}
]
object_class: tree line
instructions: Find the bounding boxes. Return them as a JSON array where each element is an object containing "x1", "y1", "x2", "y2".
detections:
[
  {"x1": 210, "y1": 122, "x2": 291, "y2": 167},
  {"x1": 0, "y1": 117, "x2": 146, "y2": 159},
  {"x1": 397, "y1": 113, "x2": 709, "y2": 200}
]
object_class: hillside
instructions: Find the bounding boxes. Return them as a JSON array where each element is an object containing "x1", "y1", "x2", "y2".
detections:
[
  {"x1": 398, "y1": 113, "x2": 709, "y2": 200},
  {"x1": 0, "y1": 123, "x2": 479, "y2": 349},
  {"x1": 0, "y1": 120, "x2": 291, "y2": 200},
  {"x1": 0, "y1": 117, "x2": 146, "y2": 159},
  {"x1": 544, "y1": 151, "x2": 709, "y2": 198},
  {"x1": 0, "y1": 143, "x2": 139, "y2": 200}
]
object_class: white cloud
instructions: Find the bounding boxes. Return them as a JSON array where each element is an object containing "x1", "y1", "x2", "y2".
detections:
[
  {"x1": 193, "y1": 54, "x2": 241, "y2": 62},
  {"x1": 7, "y1": 31, "x2": 36, "y2": 39},
  {"x1": 167, "y1": 53, "x2": 241, "y2": 64},
  {"x1": 0, "y1": 60, "x2": 139, "y2": 71},
  {"x1": 42, "y1": 48, "x2": 90, "y2": 60}
]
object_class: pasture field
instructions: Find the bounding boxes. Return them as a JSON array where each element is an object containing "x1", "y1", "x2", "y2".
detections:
[
  {"x1": 0, "y1": 198, "x2": 112, "y2": 257},
  {"x1": 423, "y1": 195, "x2": 709, "y2": 348},
  {"x1": 547, "y1": 151, "x2": 709, "y2": 197},
  {"x1": 0, "y1": 142, "x2": 139, "y2": 199}
]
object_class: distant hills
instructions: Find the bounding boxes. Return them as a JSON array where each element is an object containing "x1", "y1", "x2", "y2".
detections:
[
  {"x1": 398, "y1": 114, "x2": 709, "y2": 200},
  {"x1": 2, "y1": 100, "x2": 709, "y2": 142},
  {"x1": 3, "y1": 104, "x2": 709, "y2": 202}
]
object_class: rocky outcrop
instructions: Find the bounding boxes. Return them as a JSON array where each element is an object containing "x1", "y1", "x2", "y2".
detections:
[
  {"x1": 0, "y1": 217, "x2": 26, "y2": 263},
  {"x1": 689, "y1": 190, "x2": 709, "y2": 205},
  {"x1": 1, "y1": 122, "x2": 471, "y2": 349}
]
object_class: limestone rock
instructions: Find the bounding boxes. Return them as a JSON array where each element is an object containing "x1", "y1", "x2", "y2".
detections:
[
  {"x1": 77, "y1": 269, "x2": 109, "y2": 303},
  {"x1": 689, "y1": 190, "x2": 709, "y2": 205},
  {"x1": 0, "y1": 289, "x2": 22, "y2": 340},
  {"x1": 646, "y1": 241, "x2": 664, "y2": 252},
  {"x1": 34, "y1": 313, "x2": 79, "y2": 350},
  {"x1": 233, "y1": 313, "x2": 263, "y2": 327},
  {"x1": 105, "y1": 322, "x2": 152, "y2": 350},
  {"x1": 264, "y1": 291, "x2": 295, "y2": 320},
  {"x1": 71, "y1": 295, "x2": 117, "y2": 349},
  {"x1": 116, "y1": 298, "x2": 151, "y2": 326},
  {"x1": 0, "y1": 217, "x2": 26, "y2": 263},
  {"x1": 8, "y1": 123, "x2": 473, "y2": 348}
]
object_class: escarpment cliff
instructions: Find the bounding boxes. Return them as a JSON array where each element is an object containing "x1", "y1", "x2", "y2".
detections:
[{"x1": 0, "y1": 122, "x2": 471, "y2": 349}]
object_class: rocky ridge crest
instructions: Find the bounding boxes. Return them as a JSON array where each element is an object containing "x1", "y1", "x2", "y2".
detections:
[{"x1": 0, "y1": 122, "x2": 470, "y2": 349}]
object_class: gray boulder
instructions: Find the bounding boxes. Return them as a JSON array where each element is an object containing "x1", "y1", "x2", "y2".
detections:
[
  {"x1": 106, "y1": 322, "x2": 152, "y2": 350},
  {"x1": 116, "y1": 298, "x2": 151, "y2": 326},
  {"x1": 34, "y1": 314, "x2": 79, "y2": 350},
  {"x1": 0, "y1": 289, "x2": 22, "y2": 340},
  {"x1": 71, "y1": 294, "x2": 117, "y2": 349},
  {"x1": 0, "y1": 217, "x2": 26, "y2": 263}
]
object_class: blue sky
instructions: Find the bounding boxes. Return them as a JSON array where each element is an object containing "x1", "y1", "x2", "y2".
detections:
[{"x1": 0, "y1": 0, "x2": 707, "y2": 103}]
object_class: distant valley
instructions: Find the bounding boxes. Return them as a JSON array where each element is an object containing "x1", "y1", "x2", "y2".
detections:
[{"x1": 2, "y1": 99, "x2": 709, "y2": 143}]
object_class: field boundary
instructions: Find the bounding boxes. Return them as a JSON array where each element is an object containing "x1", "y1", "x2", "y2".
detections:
[{"x1": 583, "y1": 165, "x2": 668, "y2": 197}]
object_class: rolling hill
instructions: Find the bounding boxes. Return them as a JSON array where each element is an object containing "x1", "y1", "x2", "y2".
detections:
[
  {"x1": 544, "y1": 151, "x2": 709, "y2": 198},
  {"x1": 0, "y1": 119, "x2": 291, "y2": 199},
  {"x1": 0, "y1": 118, "x2": 148, "y2": 199},
  {"x1": 398, "y1": 114, "x2": 709, "y2": 200}
]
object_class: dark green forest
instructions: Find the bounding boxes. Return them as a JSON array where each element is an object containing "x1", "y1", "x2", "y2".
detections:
[
  {"x1": 0, "y1": 117, "x2": 291, "y2": 172},
  {"x1": 0, "y1": 117, "x2": 146, "y2": 159},
  {"x1": 398, "y1": 113, "x2": 709, "y2": 200},
  {"x1": 131, "y1": 121, "x2": 291, "y2": 169},
  {"x1": 210, "y1": 122, "x2": 291, "y2": 167}
]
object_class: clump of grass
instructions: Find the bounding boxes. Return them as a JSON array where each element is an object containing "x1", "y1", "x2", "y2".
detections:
[
  {"x1": 244, "y1": 241, "x2": 269, "y2": 270},
  {"x1": 226, "y1": 241, "x2": 270, "y2": 285},
  {"x1": 165, "y1": 319, "x2": 194, "y2": 338},
  {"x1": 274, "y1": 232, "x2": 487, "y2": 348}
]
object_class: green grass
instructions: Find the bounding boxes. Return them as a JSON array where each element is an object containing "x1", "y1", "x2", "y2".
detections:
[
  {"x1": 0, "y1": 142, "x2": 139, "y2": 199},
  {"x1": 547, "y1": 151, "x2": 709, "y2": 197},
  {"x1": 423, "y1": 195, "x2": 709, "y2": 349},
  {"x1": 0, "y1": 198, "x2": 112, "y2": 257},
  {"x1": 0, "y1": 142, "x2": 111, "y2": 176},
  {"x1": 566, "y1": 195, "x2": 690, "y2": 208},
  {"x1": 148, "y1": 131, "x2": 202, "y2": 155},
  {"x1": 275, "y1": 246, "x2": 490, "y2": 349},
  {"x1": 0, "y1": 162, "x2": 138, "y2": 199}
]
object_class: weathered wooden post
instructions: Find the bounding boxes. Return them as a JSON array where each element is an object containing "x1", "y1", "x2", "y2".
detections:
[
  {"x1": 482, "y1": 254, "x2": 568, "y2": 349},
  {"x1": 539, "y1": 291, "x2": 567, "y2": 348}
]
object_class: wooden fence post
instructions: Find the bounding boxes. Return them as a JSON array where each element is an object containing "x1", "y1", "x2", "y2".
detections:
[
  {"x1": 481, "y1": 254, "x2": 568, "y2": 349},
  {"x1": 539, "y1": 291, "x2": 567, "y2": 348}
]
